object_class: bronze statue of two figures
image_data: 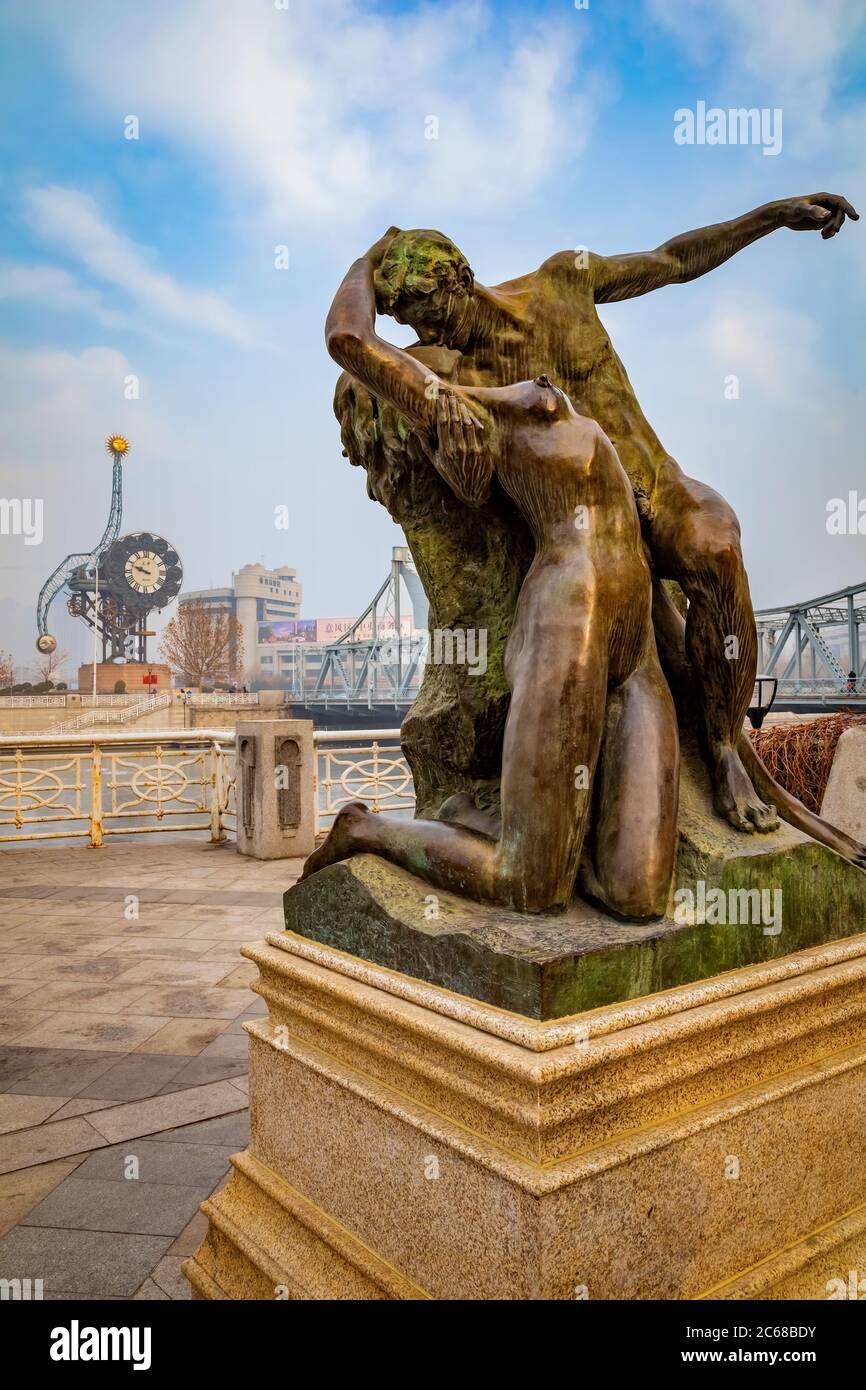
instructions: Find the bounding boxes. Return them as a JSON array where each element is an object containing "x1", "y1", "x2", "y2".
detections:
[{"x1": 304, "y1": 194, "x2": 865, "y2": 920}]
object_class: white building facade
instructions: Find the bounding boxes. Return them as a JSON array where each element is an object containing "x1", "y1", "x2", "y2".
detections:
[{"x1": 179, "y1": 563, "x2": 302, "y2": 683}]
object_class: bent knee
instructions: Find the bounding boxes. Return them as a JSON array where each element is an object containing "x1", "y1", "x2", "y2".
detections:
[{"x1": 596, "y1": 861, "x2": 671, "y2": 920}]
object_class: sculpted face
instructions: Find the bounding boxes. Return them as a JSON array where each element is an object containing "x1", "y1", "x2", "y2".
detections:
[{"x1": 376, "y1": 229, "x2": 474, "y2": 345}]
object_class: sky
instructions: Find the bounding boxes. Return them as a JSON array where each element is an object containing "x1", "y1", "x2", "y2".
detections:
[{"x1": 1, "y1": 0, "x2": 865, "y2": 678}]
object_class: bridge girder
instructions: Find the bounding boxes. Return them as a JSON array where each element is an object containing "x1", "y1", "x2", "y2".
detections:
[{"x1": 756, "y1": 580, "x2": 866, "y2": 697}]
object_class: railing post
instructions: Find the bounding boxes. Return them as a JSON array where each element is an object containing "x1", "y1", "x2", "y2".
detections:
[
  {"x1": 371, "y1": 739, "x2": 381, "y2": 812},
  {"x1": 14, "y1": 746, "x2": 23, "y2": 829},
  {"x1": 210, "y1": 740, "x2": 226, "y2": 843},
  {"x1": 90, "y1": 743, "x2": 103, "y2": 848},
  {"x1": 313, "y1": 740, "x2": 321, "y2": 839}
]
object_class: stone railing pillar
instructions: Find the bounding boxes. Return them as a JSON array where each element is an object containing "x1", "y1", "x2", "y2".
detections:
[{"x1": 235, "y1": 718, "x2": 315, "y2": 860}]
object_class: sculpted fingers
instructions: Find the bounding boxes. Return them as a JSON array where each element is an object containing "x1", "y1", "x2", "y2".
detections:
[{"x1": 436, "y1": 392, "x2": 483, "y2": 465}]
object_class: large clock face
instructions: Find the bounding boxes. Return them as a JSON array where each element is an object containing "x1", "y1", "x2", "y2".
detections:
[
  {"x1": 124, "y1": 550, "x2": 166, "y2": 595},
  {"x1": 104, "y1": 532, "x2": 183, "y2": 610}
]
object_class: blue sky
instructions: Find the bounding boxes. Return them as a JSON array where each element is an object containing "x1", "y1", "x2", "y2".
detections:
[{"x1": 1, "y1": 0, "x2": 864, "y2": 674}]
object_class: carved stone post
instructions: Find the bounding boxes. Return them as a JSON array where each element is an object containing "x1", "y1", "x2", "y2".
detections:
[{"x1": 235, "y1": 719, "x2": 315, "y2": 860}]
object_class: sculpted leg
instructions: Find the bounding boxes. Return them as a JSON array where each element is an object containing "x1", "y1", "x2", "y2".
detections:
[
  {"x1": 580, "y1": 654, "x2": 679, "y2": 918},
  {"x1": 650, "y1": 468, "x2": 779, "y2": 833},
  {"x1": 302, "y1": 617, "x2": 612, "y2": 914}
]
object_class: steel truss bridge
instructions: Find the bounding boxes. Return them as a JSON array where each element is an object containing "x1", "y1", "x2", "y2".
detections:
[
  {"x1": 281, "y1": 547, "x2": 430, "y2": 714},
  {"x1": 756, "y1": 580, "x2": 866, "y2": 708},
  {"x1": 282, "y1": 561, "x2": 866, "y2": 714}
]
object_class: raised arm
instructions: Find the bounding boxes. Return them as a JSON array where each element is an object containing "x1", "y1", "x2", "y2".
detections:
[
  {"x1": 325, "y1": 255, "x2": 440, "y2": 433},
  {"x1": 326, "y1": 243, "x2": 492, "y2": 506},
  {"x1": 589, "y1": 193, "x2": 858, "y2": 303}
]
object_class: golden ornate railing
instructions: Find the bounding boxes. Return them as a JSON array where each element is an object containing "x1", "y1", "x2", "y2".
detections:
[
  {"x1": 0, "y1": 730, "x2": 236, "y2": 846},
  {"x1": 314, "y1": 730, "x2": 413, "y2": 831},
  {"x1": 0, "y1": 728, "x2": 412, "y2": 845}
]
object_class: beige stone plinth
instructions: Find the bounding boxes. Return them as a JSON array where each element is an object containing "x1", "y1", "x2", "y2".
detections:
[{"x1": 184, "y1": 929, "x2": 866, "y2": 1300}]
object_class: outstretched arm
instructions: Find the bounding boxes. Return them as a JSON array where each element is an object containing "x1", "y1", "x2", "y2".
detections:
[{"x1": 590, "y1": 193, "x2": 858, "y2": 303}]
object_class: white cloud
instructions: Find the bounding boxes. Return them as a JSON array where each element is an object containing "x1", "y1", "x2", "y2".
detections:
[
  {"x1": 700, "y1": 294, "x2": 820, "y2": 397},
  {"x1": 0, "y1": 261, "x2": 125, "y2": 328},
  {"x1": 22, "y1": 186, "x2": 261, "y2": 346},
  {"x1": 647, "y1": 0, "x2": 866, "y2": 151},
  {"x1": 45, "y1": 0, "x2": 600, "y2": 227}
]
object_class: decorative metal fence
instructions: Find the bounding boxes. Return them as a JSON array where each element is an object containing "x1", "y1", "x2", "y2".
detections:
[
  {"x1": 314, "y1": 730, "x2": 413, "y2": 831},
  {"x1": 0, "y1": 695, "x2": 68, "y2": 707},
  {"x1": 0, "y1": 730, "x2": 236, "y2": 845},
  {"x1": 0, "y1": 727, "x2": 412, "y2": 846},
  {"x1": 188, "y1": 693, "x2": 260, "y2": 707}
]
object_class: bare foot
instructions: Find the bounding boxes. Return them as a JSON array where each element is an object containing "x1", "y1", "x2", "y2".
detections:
[
  {"x1": 299, "y1": 800, "x2": 371, "y2": 880},
  {"x1": 437, "y1": 792, "x2": 501, "y2": 840},
  {"x1": 713, "y1": 744, "x2": 779, "y2": 833}
]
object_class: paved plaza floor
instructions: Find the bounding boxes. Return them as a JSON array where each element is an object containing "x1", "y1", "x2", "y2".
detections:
[{"x1": 0, "y1": 837, "x2": 303, "y2": 1299}]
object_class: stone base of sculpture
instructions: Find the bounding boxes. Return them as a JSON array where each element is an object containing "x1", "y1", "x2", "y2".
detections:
[
  {"x1": 183, "y1": 916, "x2": 866, "y2": 1300},
  {"x1": 281, "y1": 733, "x2": 866, "y2": 1017}
]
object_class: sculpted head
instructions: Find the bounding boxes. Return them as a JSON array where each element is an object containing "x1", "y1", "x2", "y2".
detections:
[{"x1": 375, "y1": 230, "x2": 474, "y2": 346}]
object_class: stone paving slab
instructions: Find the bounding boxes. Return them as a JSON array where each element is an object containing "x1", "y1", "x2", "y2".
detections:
[
  {"x1": 75, "y1": 1140, "x2": 234, "y2": 1188},
  {"x1": 133, "y1": 1018, "x2": 231, "y2": 1055},
  {"x1": 5, "y1": 1049, "x2": 120, "y2": 1097},
  {"x1": 0, "y1": 1116, "x2": 108, "y2": 1175},
  {"x1": 0, "y1": 1094, "x2": 68, "y2": 1135},
  {"x1": 23, "y1": 1176, "x2": 204, "y2": 1237},
  {"x1": 0, "y1": 838, "x2": 294, "y2": 1297},
  {"x1": 84, "y1": 1079, "x2": 248, "y2": 1145},
  {"x1": 72, "y1": 1053, "x2": 191, "y2": 1102},
  {"x1": 0, "y1": 1226, "x2": 172, "y2": 1297},
  {"x1": 0, "y1": 1157, "x2": 85, "y2": 1237}
]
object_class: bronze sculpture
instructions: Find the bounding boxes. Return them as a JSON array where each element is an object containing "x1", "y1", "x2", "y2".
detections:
[
  {"x1": 306, "y1": 254, "x2": 679, "y2": 914},
  {"x1": 307, "y1": 197, "x2": 864, "y2": 918}
]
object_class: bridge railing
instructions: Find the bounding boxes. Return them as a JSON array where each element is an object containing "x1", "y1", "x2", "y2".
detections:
[
  {"x1": 0, "y1": 727, "x2": 413, "y2": 846},
  {"x1": 188, "y1": 692, "x2": 260, "y2": 707},
  {"x1": 0, "y1": 694, "x2": 68, "y2": 708}
]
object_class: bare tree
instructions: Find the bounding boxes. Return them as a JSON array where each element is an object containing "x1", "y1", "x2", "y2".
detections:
[
  {"x1": 36, "y1": 647, "x2": 68, "y2": 686},
  {"x1": 160, "y1": 602, "x2": 244, "y2": 689},
  {"x1": 0, "y1": 650, "x2": 14, "y2": 691}
]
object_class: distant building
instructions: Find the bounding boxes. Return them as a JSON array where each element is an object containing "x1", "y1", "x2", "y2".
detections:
[{"x1": 179, "y1": 563, "x2": 302, "y2": 681}]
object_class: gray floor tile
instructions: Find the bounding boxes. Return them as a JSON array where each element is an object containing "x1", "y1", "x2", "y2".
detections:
[
  {"x1": 0, "y1": 1047, "x2": 61, "y2": 1092},
  {"x1": 199, "y1": 1032, "x2": 250, "y2": 1060},
  {"x1": 22, "y1": 1175, "x2": 203, "y2": 1236},
  {"x1": 0, "y1": 1226, "x2": 171, "y2": 1296},
  {"x1": 7, "y1": 1051, "x2": 120, "y2": 1098},
  {"x1": 151, "y1": 1254, "x2": 192, "y2": 1300},
  {"x1": 133, "y1": 1277, "x2": 170, "y2": 1300},
  {"x1": 84, "y1": 1080, "x2": 247, "y2": 1144},
  {"x1": 150, "y1": 1111, "x2": 249, "y2": 1148},
  {"x1": 0, "y1": 1115, "x2": 107, "y2": 1175},
  {"x1": 75, "y1": 1054, "x2": 189, "y2": 1102},
  {"x1": 74, "y1": 1140, "x2": 232, "y2": 1188},
  {"x1": 160, "y1": 1055, "x2": 247, "y2": 1091}
]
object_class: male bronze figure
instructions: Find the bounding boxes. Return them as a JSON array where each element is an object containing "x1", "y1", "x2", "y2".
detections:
[{"x1": 368, "y1": 195, "x2": 857, "y2": 835}]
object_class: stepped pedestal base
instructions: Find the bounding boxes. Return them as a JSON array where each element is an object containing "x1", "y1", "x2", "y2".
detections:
[{"x1": 185, "y1": 923, "x2": 866, "y2": 1300}]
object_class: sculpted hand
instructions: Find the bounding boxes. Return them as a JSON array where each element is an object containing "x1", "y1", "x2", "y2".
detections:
[
  {"x1": 435, "y1": 389, "x2": 485, "y2": 478},
  {"x1": 781, "y1": 193, "x2": 859, "y2": 239}
]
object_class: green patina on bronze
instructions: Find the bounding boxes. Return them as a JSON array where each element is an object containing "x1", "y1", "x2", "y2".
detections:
[
  {"x1": 334, "y1": 350, "x2": 531, "y2": 817},
  {"x1": 284, "y1": 841, "x2": 866, "y2": 1020}
]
